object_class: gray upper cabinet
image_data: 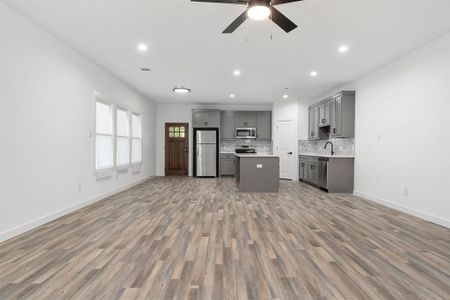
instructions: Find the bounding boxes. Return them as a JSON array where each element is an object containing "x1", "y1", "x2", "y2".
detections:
[
  {"x1": 192, "y1": 109, "x2": 220, "y2": 128},
  {"x1": 220, "y1": 111, "x2": 235, "y2": 140},
  {"x1": 318, "y1": 101, "x2": 331, "y2": 127},
  {"x1": 308, "y1": 106, "x2": 319, "y2": 140},
  {"x1": 256, "y1": 112, "x2": 271, "y2": 140},
  {"x1": 308, "y1": 91, "x2": 355, "y2": 140},
  {"x1": 330, "y1": 92, "x2": 355, "y2": 138},
  {"x1": 235, "y1": 112, "x2": 257, "y2": 128}
]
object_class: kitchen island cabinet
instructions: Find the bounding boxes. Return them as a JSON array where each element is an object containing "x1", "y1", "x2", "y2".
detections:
[{"x1": 235, "y1": 154, "x2": 279, "y2": 192}]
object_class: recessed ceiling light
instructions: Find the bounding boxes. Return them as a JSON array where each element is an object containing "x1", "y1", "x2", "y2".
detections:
[
  {"x1": 173, "y1": 87, "x2": 191, "y2": 94},
  {"x1": 137, "y1": 43, "x2": 148, "y2": 52},
  {"x1": 233, "y1": 70, "x2": 241, "y2": 76},
  {"x1": 339, "y1": 45, "x2": 349, "y2": 53},
  {"x1": 310, "y1": 71, "x2": 318, "y2": 77},
  {"x1": 283, "y1": 94, "x2": 289, "y2": 99},
  {"x1": 247, "y1": 5, "x2": 271, "y2": 21},
  {"x1": 230, "y1": 94, "x2": 236, "y2": 98}
]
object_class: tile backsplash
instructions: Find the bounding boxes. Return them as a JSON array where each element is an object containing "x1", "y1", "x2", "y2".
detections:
[
  {"x1": 298, "y1": 138, "x2": 355, "y2": 156},
  {"x1": 221, "y1": 140, "x2": 273, "y2": 154}
]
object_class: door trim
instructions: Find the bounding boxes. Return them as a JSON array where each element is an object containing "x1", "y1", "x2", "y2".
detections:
[{"x1": 165, "y1": 123, "x2": 189, "y2": 176}]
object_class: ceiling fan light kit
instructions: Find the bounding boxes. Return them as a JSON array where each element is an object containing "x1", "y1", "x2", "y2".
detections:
[
  {"x1": 247, "y1": 2, "x2": 271, "y2": 21},
  {"x1": 191, "y1": 0, "x2": 302, "y2": 33}
]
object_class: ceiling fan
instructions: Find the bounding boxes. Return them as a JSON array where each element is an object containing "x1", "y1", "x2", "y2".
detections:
[{"x1": 191, "y1": 0, "x2": 302, "y2": 34}]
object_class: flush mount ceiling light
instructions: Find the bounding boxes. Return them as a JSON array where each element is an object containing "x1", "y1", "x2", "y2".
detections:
[
  {"x1": 233, "y1": 70, "x2": 241, "y2": 76},
  {"x1": 310, "y1": 71, "x2": 318, "y2": 77},
  {"x1": 230, "y1": 94, "x2": 236, "y2": 98},
  {"x1": 247, "y1": 4, "x2": 271, "y2": 21},
  {"x1": 173, "y1": 87, "x2": 191, "y2": 94},
  {"x1": 283, "y1": 94, "x2": 289, "y2": 99},
  {"x1": 339, "y1": 45, "x2": 349, "y2": 53},
  {"x1": 137, "y1": 43, "x2": 148, "y2": 52}
]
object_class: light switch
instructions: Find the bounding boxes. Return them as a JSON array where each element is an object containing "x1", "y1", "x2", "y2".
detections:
[{"x1": 257, "y1": 164, "x2": 263, "y2": 169}]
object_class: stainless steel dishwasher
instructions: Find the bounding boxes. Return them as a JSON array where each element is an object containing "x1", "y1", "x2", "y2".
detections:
[{"x1": 318, "y1": 157, "x2": 329, "y2": 189}]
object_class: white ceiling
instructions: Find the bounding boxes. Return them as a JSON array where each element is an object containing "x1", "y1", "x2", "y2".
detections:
[{"x1": 4, "y1": 0, "x2": 450, "y2": 104}]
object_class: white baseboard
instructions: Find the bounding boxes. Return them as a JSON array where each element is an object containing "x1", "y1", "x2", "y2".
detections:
[
  {"x1": 0, "y1": 176, "x2": 153, "y2": 243},
  {"x1": 354, "y1": 191, "x2": 450, "y2": 229}
]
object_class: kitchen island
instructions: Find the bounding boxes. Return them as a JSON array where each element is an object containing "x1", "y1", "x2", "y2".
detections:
[{"x1": 235, "y1": 154, "x2": 279, "y2": 192}]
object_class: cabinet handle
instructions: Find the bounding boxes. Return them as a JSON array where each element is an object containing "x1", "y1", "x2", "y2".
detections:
[
  {"x1": 311, "y1": 132, "x2": 314, "y2": 137},
  {"x1": 288, "y1": 152, "x2": 293, "y2": 155},
  {"x1": 333, "y1": 128, "x2": 336, "y2": 133}
]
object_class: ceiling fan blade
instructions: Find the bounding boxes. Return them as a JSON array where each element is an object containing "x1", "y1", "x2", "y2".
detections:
[
  {"x1": 191, "y1": 0, "x2": 248, "y2": 4},
  {"x1": 223, "y1": 10, "x2": 248, "y2": 34},
  {"x1": 270, "y1": 7, "x2": 298, "y2": 33},
  {"x1": 271, "y1": 0, "x2": 303, "y2": 5}
]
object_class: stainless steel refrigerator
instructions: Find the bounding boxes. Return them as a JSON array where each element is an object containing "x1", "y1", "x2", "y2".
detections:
[{"x1": 194, "y1": 129, "x2": 218, "y2": 177}]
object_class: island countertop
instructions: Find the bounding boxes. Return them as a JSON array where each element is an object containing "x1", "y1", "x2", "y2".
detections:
[
  {"x1": 298, "y1": 153, "x2": 355, "y2": 159},
  {"x1": 234, "y1": 154, "x2": 278, "y2": 158}
]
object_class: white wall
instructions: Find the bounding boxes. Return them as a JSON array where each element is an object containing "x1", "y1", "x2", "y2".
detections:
[
  {"x1": 302, "y1": 33, "x2": 450, "y2": 227},
  {"x1": 155, "y1": 104, "x2": 271, "y2": 176},
  {"x1": 0, "y1": 2, "x2": 156, "y2": 242}
]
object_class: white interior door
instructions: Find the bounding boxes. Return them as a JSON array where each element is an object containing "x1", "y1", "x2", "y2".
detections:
[{"x1": 275, "y1": 120, "x2": 297, "y2": 180}]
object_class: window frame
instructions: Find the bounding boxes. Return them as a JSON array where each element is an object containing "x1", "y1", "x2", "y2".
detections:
[
  {"x1": 115, "y1": 106, "x2": 131, "y2": 171},
  {"x1": 93, "y1": 93, "x2": 143, "y2": 177},
  {"x1": 94, "y1": 97, "x2": 115, "y2": 177},
  {"x1": 131, "y1": 112, "x2": 143, "y2": 167}
]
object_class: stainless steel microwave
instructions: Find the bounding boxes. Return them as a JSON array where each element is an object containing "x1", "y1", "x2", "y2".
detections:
[{"x1": 235, "y1": 128, "x2": 257, "y2": 139}]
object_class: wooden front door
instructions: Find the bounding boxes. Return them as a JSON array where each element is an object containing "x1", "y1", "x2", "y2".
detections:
[{"x1": 165, "y1": 123, "x2": 189, "y2": 175}]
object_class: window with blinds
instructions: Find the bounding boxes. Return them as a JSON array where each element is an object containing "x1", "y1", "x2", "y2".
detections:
[
  {"x1": 95, "y1": 101, "x2": 114, "y2": 172},
  {"x1": 116, "y1": 108, "x2": 130, "y2": 169},
  {"x1": 131, "y1": 113, "x2": 142, "y2": 165}
]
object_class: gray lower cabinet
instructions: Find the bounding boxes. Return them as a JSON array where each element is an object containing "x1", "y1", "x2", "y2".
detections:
[
  {"x1": 299, "y1": 156, "x2": 319, "y2": 185},
  {"x1": 256, "y1": 111, "x2": 271, "y2": 140},
  {"x1": 220, "y1": 111, "x2": 236, "y2": 140},
  {"x1": 193, "y1": 109, "x2": 220, "y2": 128},
  {"x1": 299, "y1": 155, "x2": 354, "y2": 193},
  {"x1": 235, "y1": 112, "x2": 257, "y2": 128},
  {"x1": 220, "y1": 153, "x2": 236, "y2": 176}
]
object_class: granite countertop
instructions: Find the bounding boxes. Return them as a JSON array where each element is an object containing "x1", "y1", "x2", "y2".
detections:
[
  {"x1": 298, "y1": 153, "x2": 355, "y2": 159},
  {"x1": 235, "y1": 154, "x2": 278, "y2": 158}
]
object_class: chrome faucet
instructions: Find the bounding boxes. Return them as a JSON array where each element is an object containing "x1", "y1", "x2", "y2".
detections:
[{"x1": 324, "y1": 141, "x2": 335, "y2": 156}]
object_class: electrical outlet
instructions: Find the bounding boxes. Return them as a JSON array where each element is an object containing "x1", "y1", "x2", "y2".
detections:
[
  {"x1": 257, "y1": 164, "x2": 263, "y2": 169},
  {"x1": 404, "y1": 188, "x2": 409, "y2": 196}
]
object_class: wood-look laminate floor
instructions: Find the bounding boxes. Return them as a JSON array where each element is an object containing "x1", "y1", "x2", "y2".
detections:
[{"x1": 0, "y1": 177, "x2": 449, "y2": 300}]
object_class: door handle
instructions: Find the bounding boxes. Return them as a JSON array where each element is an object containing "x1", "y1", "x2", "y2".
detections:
[{"x1": 288, "y1": 152, "x2": 293, "y2": 155}]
